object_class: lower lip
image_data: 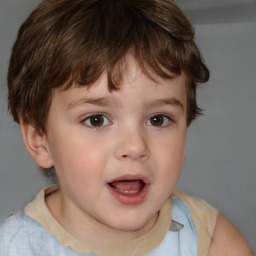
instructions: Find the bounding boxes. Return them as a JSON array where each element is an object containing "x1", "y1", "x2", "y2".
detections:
[{"x1": 107, "y1": 183, "x2": 150, "y2": 205}]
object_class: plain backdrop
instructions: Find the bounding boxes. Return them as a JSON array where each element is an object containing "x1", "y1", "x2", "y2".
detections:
[{"x1": 0, "y1": 0, "x2": 255, "y2": 253}]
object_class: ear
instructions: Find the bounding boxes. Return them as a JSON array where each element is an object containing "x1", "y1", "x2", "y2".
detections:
[{"x1": 20, "y1": 119, "x2": 53, "y2": 169}]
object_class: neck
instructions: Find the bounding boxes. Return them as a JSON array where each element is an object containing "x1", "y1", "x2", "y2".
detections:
[{"x1": 46, "y1": 190, "x2": 158, "y2": 245}]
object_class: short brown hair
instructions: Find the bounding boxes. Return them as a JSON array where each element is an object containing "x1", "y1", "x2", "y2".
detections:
[{"x1": 8, "y1": 0, "x2": 209, "y2": 133}]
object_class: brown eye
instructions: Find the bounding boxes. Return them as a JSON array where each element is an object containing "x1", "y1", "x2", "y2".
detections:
[
  {"x1": 84, "y1": 114, "x2": 110, "y2": 127},
  {"x1": 150, "y1": 115, "x2": 163, "y2": 126},
  {"x1": 147, "y1": 115, "x2": 171, "y2": 127}
]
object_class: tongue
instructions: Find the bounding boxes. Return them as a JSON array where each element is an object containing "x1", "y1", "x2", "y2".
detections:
[{"x1": 111, "y1": 180, "x2": 143, "y2": 192}]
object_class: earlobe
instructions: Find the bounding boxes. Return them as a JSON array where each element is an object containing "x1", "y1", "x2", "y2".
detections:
[{"x1": 20, "y1": 119, "x2": 53, "y2": 169}]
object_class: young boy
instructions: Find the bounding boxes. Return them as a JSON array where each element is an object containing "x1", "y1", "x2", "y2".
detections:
[{"x1": 0, "y1": 0, "x2": 251, "y2": 255}]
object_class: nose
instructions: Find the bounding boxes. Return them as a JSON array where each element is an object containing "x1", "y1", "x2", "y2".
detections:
[{"x1": 114, "y1": 125, "x2": 150, "y2": 161}]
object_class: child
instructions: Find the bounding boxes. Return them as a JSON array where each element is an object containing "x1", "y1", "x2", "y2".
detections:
[{"x1": 0, "y1": 0, "x2": 251, "y2": 255}]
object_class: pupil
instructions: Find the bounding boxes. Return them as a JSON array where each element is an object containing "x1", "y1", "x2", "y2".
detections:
[
  {"x1": 151, "y1": 115, "x2": 163, "y2": 126},
  {"x1": 91, "y1": 115, "x2": 103, "y2": 126}
]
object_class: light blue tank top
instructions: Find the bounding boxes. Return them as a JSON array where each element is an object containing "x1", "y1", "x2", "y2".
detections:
[
  {"x1": 147, "y1": 195, "x2": 197, "y2": 256},
  {"x1": 0, "y1": 195, "x2": 197, "y2": 256}
]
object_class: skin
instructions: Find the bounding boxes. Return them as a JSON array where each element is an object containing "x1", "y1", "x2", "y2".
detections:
[
  {"x1": 208, "y1": 214, "x2": 252, "y2": 255},
  {"x1": 20, "y1": 58, "x2": 251, "y2": 253}
]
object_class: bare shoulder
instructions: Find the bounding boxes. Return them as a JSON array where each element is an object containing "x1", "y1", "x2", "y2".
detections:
[{"x1": 208, "y1": 213, "x2": 252, "y2": 256}]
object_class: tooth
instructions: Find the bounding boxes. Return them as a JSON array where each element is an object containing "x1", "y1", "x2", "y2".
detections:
[
  {"x1": 113, "y1": 187, "x2": 139, "y2": 194},
  {"x1": 123, "y1": 190, "x2": 139, "y2": 194}
]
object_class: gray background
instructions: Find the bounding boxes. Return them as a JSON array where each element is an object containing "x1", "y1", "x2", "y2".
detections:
[{"x1": 0, "y1": 0, "x2": 255, "y2": 253}]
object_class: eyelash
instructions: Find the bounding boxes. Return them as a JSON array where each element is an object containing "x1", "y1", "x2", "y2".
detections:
[{"x1": 81, "y1": 113, "x2": 173, "y2": 128}]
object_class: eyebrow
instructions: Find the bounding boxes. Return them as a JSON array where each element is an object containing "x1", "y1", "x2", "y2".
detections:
[
  {"x1": 67, "y1": 97, "x2": 121, "y2": 110},
  {"x1": 143, "y1": 98, "x2": 184, "y2": 111},
  {"x1": 67, "y1": 96, "x2": 184, "y2": 111}
]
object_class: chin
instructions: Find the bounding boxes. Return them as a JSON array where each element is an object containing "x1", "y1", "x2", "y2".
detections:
[{"x1": 110, "y1": 213, "x2": 155, "y2": 233}]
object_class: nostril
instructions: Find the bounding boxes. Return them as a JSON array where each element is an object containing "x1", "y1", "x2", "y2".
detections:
[{"x1": 139, "y1": 154, "x2": 148, "y2": 161}]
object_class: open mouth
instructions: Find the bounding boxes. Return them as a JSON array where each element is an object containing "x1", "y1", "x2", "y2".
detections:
[
  {"x1": 107, "y1": 175, "x2": 150, "y2": 205},
  {"x1": 108, "y1": 180, "x2": 146, "y2": 195}
]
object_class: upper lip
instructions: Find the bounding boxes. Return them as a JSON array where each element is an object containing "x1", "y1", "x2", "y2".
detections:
[{"x1": 107, "y1": 174, "x2": 151, "y2": 185}]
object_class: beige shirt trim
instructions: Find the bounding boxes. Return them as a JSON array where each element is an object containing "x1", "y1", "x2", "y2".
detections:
[{"x1": 25, "y1": 185, "x2": 172, "y2": 256}]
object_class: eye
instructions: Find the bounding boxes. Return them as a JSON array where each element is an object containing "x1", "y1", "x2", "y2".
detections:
[
  {"x1": 146, "y1": 114, "x2": 171, "y2": 127},
  {"x1": 83, "y1": 114, "x2": 111, "y2": 127}
]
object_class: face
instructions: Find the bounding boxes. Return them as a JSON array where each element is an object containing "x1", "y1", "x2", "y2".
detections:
[{"x1": 43, "y1": 60, "x2": 187, "y2": 242}]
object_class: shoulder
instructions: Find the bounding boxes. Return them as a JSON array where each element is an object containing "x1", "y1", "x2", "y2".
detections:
[
  {"x1": 173, "y1": 190, "x2": 218, "y2": 234},
  {"x1": 0, "y1": 211, "x2": 52, "y2": 255},
  {"x1": 0, "y1": 210, "x2": 44, "y2": 232},
  {"x1": 0, "y1": 211, "x2": 36, "y2": 237},
  {"x1": 0, "y1": 212, "x2": 28, "y2": 254},
  {"x1": 0, "y1": 211, "x2": 31, "y2": 237},
  {"x1": 208, "y1": 214, "x2": 252, "y2": 256},
  {"x1": 173, "y1": 191, "x2": 252, "y2": 255}
]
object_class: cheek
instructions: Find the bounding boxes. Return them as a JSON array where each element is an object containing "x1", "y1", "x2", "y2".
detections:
[
  {"x1": 154, "y1": 134, "x2": 185, "y2": 164},
  {"x1": 53, "y1": 146, "x2": 106, "y2": 200},
  {"x1": 52, "y1": 137, "x2": 110, "y2": 180},
  {"x1": 152, "y1": 134, "x2": 185, "y2": 182}
]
